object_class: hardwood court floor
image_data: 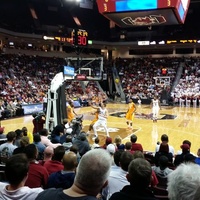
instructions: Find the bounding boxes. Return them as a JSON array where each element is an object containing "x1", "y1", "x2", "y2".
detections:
[{"x1": 2, "y1": 103, "x2": 200, "y2": 155}]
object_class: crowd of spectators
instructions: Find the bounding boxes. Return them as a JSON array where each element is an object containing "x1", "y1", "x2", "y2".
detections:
[
  {"x1": 172, "y1": 57, "x2": 200, "y2": 106},
  {"x1": 2, "y1": 53, "x2": 200, "y2": 110},
  {"x1": 0, "y1": 130, "x2": 200, "y2": 199},
  {"x1": 114, "y1": 57, "x2": 179, "y2": 101}
]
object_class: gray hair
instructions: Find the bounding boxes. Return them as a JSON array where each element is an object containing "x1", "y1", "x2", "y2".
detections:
[
  {"x1": 168, "y1": 163, "x2": 200, "y2": 200},
  {"x1": 74, "y1": 149, "x2": 112, "y2": 191}
]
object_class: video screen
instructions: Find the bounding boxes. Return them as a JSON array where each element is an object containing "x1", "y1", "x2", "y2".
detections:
[
  {"x1": 116, "y1": 0, "x2": 157, "y2": 12},
  {"x1": 64, "y1": 66, "x2": 75, "y2": 77}
]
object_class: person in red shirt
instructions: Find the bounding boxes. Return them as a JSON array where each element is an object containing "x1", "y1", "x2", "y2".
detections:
[
  {"x1": 130, "y1": 134, "x2": 143, "y2": 152},
  {"x1": 43, "y1": 145, "x2": 65, "y2": 175},
  {"x1": 24, "y1": 144, "x2": 49, "y2": 188},
  {"x1": 32, "y1": 113, "x2": 46, "y2": 134}
]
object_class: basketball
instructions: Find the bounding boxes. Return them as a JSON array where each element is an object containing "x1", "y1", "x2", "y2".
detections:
[{"x1": 115, "y1": 78, "x2": 119, "y2": 84}]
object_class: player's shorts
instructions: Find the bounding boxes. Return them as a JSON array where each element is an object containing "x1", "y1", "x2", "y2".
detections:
[{"x1": 126, "y1": 112, "x2": 134, "y2": 121}]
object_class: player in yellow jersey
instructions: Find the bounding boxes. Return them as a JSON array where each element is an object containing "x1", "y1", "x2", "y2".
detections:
[
  {"x1": 126, "y1": 99, "x2": 137, "y2": 130},
  {"x1": 66, "y1": 100, "x2": 77, "y2": 123}
]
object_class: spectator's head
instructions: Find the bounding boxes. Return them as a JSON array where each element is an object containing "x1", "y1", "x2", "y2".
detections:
[
  {"x1": 105, "y1": 137, "x2": 112, "y2": 146},
  {"x1": 158, "y1": 155, "x2": 169, "y2": 170},
  {"x1": 168, "y1": 163, "x2": 200, "y2": 200},
  {"x1": 39, "y1": 128, "x2": 48, "y2": 136},
  {"x1": 78, "y1": 132, "x2": 87, "y2": 141},
  {"x1": 52, "y1": 145, "x2": 65, "y2": 162},
  {"x1": 74, "y1": 149, "x2": 111, "y2": 196},
  {"x1": 130, "y1": 134, "x2": 137, "y2": 143},
  {"x1": 70, "y1": 145, "x2": 79, "y2": 154},
  {"x1": 159, "y1": 143, "x2": 169, "y2": 153},
  {"x1": 21, "y1": 127, "x2": 28, "y2": 136},
  {"x1": 125, "y1": 142, "x2": 132, "y2": 151},
  {"x1": 132, "y1": 150, "x2": 145, "y2": 159},
  {"x1": 15, "y1": 129, "x2": 23, "y2": 139},
  {"x1": 182, "y1": 140, "x2": 191, "y2": 148},
  {"x1": 106, "y1": 144, "x2": 116, "y2": 156},
  {"x1": 180, "y1": 144, "x2": 190, "y2": 154},
  {"x1": 65, "y1": 135, "x2": 72, "y2": 143},
  {"x1": 184, "y1": 153, "x2": 196, "y2": 163},
  {"x1": 114, "y1": 135, "x2": 122, "y2": 146},
  {"x1": 24, "y1": 144, "x2": 38, "y2": 160},
  {"x1": 94, "y1": 137, "x2": 99, "y2": 144},
  {"x1": 197, "y1": 148, "x2": 200, "y2": 157},
  {"x1": 20, "y1": 136, "x2": 30, "y2": 147},
  {"x1": 161, "y1": 134, "x2": 169, "y2": 143},
  {"x1": 33, "y1": 134, "x2": 41, "y2": 143},
  {"x1": 127, "y1": 158, "x2": 152, "y2": 189},
  {"x1": 120, "y1": 151, "x2": 133, "y2": 171},
  {"x1": 0, "y1": 127, "x2": 5, "y2": 135},
  {"x1": 5, "y1": 154, "x2": 29, "y2": 186},
  {"x1": 52, "y1": 125, "x2": 64, "y2": 136},
  {"x1": 113, "y1": 150, "x2": 123, "y2": 166},
  {"x1": 44, "y1": 146, "x2": 54, "y2": 161},
  {"x1": 63, "y1": 118, "x2": 68, "y2": 125},
  {"x1": 6, "y1": 131, "x2": 16, "y2": 142},
  {"x1": 62, "y1": 151, "x2": 78, "y2": 171}
]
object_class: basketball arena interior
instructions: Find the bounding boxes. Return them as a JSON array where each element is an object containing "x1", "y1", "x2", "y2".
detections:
[{"x1": 0, "y1": 0, "x2": 200, "y2": 199}]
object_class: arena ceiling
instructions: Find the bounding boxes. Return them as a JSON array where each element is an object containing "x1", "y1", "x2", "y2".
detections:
[{"x1": 0, "y1": 0, "x2": 200, "y2": 42}]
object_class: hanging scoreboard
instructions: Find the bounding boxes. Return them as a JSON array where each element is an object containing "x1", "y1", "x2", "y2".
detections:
[{"x1": 97, "y1": 0, "x2": 190, "y2": 27}]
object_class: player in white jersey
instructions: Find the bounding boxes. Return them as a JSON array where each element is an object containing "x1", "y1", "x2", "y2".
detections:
[
  {"x1": 150, "y1": 96, "x2": 161, "y2": 123},
  {"x1": 92, "y1": 102, "x2": 109, "y2": 139}
]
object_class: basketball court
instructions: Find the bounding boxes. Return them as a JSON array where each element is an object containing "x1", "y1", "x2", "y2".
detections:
[{"x1": 2, "y1": 103, "x2": 200, "y2": 155}]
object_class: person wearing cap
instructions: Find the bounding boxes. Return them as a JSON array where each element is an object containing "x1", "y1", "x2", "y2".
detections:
[
  {"x1": 106, "y1": 144, "x2": 116, "y2": 156},
  {"x1": 174, "y1": 143, "x2": 195, "y2": 167},
  {"x1": 0, "y1": 127, "x2": 6, "y2": 139},
  {"x1": 102, "y1": 137, "x2": 112, "y2": 149}
]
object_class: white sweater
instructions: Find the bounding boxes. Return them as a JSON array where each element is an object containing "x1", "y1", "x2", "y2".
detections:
[{"x1": 0, "y1": 186, "x2": 43, "y2": 200}]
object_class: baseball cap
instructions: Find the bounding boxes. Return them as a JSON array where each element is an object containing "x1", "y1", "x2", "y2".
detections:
[
  {"x1": 0, "y1": 127, "x2": 4, "y2": 134},
  {"x1": 106, "y1": 144, "x2": 116, "y2": 155},
  {"x1": 180, "y1": 144, "x2": 190, "y2": 150}
]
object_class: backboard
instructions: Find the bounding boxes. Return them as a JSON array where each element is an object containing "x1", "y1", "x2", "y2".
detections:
[{"x1": 65, "y1": 57, "x2": 107, "y2": 81}]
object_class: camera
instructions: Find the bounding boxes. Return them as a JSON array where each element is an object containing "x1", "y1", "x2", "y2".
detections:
[{"x1": 32, "y1": 112, "x2": 45, "y2": 121}]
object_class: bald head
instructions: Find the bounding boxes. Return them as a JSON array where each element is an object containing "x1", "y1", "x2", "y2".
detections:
[
  {"x1": 62, "y1": 151, "x2": 78, "y2": 171},
  {"x1": 44, "y1": 146, "x2": 54, "y2": 160}
]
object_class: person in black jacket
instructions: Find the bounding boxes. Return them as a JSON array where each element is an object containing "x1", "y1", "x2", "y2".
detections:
[{"x1": 109, "y1": 158, "x2": 157, "y2": 200}]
